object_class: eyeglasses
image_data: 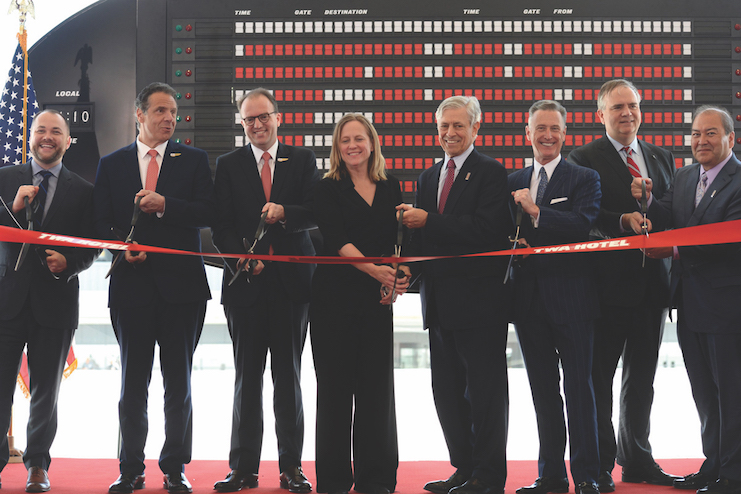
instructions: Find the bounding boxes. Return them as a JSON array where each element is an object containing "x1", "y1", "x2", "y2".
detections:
[{"x1": 242, "y1": 112, "x2": 277, "y2": 126}]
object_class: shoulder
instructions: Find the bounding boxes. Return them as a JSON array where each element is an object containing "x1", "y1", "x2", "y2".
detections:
[
  {"x1": 168, "y1": 142, "x2": 208, "y2": 161},
  {"x1": 568, "y1": 137, "x2": 608, "y2": 160},
  {"x1": 61, "y1": 166, "x2": 94, "y2": 191},
  {"x1": 280, "y1": 143, "x2": 316, "y2": 162},
  {"x1": 215, "y1": 146, "x2": 246, "y2": 166},
  {"x1": 100, "y1": 142, "x2": 136, "y2": 163},
  {"x1": 639, "y1": 139, "x2": 673, "y2": 161},
  {"x1": 562, "y1": 158, "x2": 599, "y2": 179}
]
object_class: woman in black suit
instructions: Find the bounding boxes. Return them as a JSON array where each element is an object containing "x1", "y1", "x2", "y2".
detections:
[{"x1": 311, "y1": 114, "x2": 410, "y2": 494}]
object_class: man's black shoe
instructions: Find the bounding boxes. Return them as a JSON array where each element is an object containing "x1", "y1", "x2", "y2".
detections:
[
  {"x1": 698, "y1": 478, "x2": 741, "y2": 494},
  {"x1": 424, "y1": 471, "x2": 470, "y2": 494},
  {"x1": 622, "y1": 462, "x2": 679, "y2": 486},
  {"x1": 163, "y1": 473, "x2": 192, "y2": 494},
  {"x1": 449, "y1": 478, "x2": 502, "y2": 494},
  {"x1": 597, "y1": 472, "x2": 614, "y2": 493},
  {"x1": 674, "y1": 471, "x2": 713, "y2": 490},
  {"x1": 516, "y1": 477, "x2": 569, "y2": 494},
  {"x1": 575, "y1": 482, "x2": 599, "y2": 494},
  {"x1": 108, "y1": 473, "x2": 145, "y2": 494},
  {"x1": 280, "y1": 466, "x2": 312, "y2": 493},
  {"x1": 214, "y1": 470, "x2": 259, "y2": 492}
]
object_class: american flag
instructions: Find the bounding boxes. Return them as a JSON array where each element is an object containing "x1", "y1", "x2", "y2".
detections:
[{"x1": 0, "y1": 42, "x2": 39, "y2": 168}]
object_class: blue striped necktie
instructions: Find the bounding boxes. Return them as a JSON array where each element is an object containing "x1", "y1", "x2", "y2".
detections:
[{"x1": 35, "y1": 170, "x2": 53, "y2": 223}]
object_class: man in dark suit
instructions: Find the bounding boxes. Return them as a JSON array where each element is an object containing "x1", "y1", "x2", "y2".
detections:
[
  {"x1": 567, "y1": 79, "x2": 678, "y2": 492},
  {"x1": 0, "y1": 109, "x2": 98, "y2": 492},
  {"x1": 211, "y1": 88, "x2": 319, "y2": 493},
  {"x1": 93, "y1": 82, "x2": 214, "y2": 494},
  {"x1": 509, "y1": 100, "x2": 601, "y2": 494},
  {"x1": 398, "y1": 96, "x2": 512, "y2": 494},
  {"x1": 626, "y1": 106, "x2": 741, "y2": 494}
]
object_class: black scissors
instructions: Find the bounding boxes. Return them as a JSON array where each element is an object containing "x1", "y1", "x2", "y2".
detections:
[
  {"x1": 504, "y1": 203, "x2": 523, "y2": 284},
  {"x1": 14, "y1": 196, "x2": 34, "y2": 272},
  {"x1": 388, "y1": 209, "x2": 406, "y2": 306},
  {"x1": 640, "y1": 180, "x2": 648, "y2": 268},
  {"x1": 228, "y1": 211, "x2": 269, "y2": 286},
  {"x1": 105, "y1": 196, "x2": 143, "y2": 278}
]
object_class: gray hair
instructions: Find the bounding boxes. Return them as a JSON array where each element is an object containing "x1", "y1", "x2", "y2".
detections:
[
  {"x1": 435, "y1": 95, "x2": 481, "y2": 126},
  {"x1": 528, "y1": 100, "x2": 567, "y2": 125},
  {"x1": 597, "y1": 79, "x2": 641, "y2": 111},
  {"x1": 693, "y1": 105, "x2": 734, "y2": 135}
]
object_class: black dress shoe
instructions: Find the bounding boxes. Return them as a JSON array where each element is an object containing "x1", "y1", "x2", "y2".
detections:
[
  {"x1": 280, "y1": 466, "x2": 312, "y2": 493},
  {"x1": 516, "y1": 477, "x2": 569, "y2": 494},
  {"x1": 449, "y1": 478, "x2": 502, "y2": 494},
  {"x1": 424, "y1": 471, "x2": 470, "y2": 494},
  {"x1": 698, "y1": 478, "x2": 741, "y2": 494},
  {"x1": 355, "y1": 487, "x2": 391, "y2": 494},
  {"x1": 674, "y1": 471, "x2": 713, "y2": 490},
  {"x1": 214, "y1": 470, "x2": 259, "y2": 492},
  {"x1": 575, "y1": 482, "x2": 599, "y2": 494},
  {"x1": 109, "y1": 473, "x2": 145, "y2": 494},
  {"x1": 164, "y1": 473, "x2": 192, "y2": 494},
  {"x1": 597, "y1": 472, "x2": 614, "y2": 493},
  {"x1": 622, "y1": 462, "x2": 679, "y2": 486},
  {"x1": 26, "y1": 467, "x2": 50, "y2": 493}
]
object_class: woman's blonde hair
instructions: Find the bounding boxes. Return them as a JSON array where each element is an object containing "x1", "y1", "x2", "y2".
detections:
[{"x1": 325, "y1": 113, "x2": 387, "y2": 182}]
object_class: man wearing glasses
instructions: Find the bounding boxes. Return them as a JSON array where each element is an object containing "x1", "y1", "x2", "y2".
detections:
[{"x1": 212, "y1": 87, "x2": 320, "y2": 493}]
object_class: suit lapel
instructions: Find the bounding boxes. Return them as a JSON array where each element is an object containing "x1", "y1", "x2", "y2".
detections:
[
  {"x1": 599, "y1": 137, "x2": 633, "y2": 186},
  {"x1": 422, "y1": 160, "x2": 443, "y2": 211},
  {"x1": 243, "y1": 144, "x2": 267, "y2": 201},
  {"x1": 158, "y1": 142, "x2": 181, "y2": 190},
  {"x1": 271, "y1": 143, "x2": 290, "y2": 201},
  {"x1": 442, "y1": 151, "x2": 477, "y2": 213},
  {"x1": 542, "y1": 159, "x2": 567, "y2": 203},
  {"x1": 639, "y1": 140, "x2": 661, "y2": 181},
  {"x1": 42, "y1": 165, "x2": 71, "y2": 227},
  {"x1": 689, "y1": 161, "x2": 737, "y2": 225}
]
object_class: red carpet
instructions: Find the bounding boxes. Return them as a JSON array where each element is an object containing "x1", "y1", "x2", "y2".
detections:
[{"x1": 0, "y1": 459, "x2": 703, "y2": 494}]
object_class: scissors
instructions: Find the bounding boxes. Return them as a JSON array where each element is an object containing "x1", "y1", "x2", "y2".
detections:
[
  {"x1": 14, "y1": 196, "x2": 34, "y2": 271},
  {"x1": 105, "y1": 196, "x2": 143, "y2": 278},
  {"x1": 640, "y1": 180, "x2": 648, "y2": 268},
  {"x1": 503, "y1": 203, "x2": 523, "y2": 284},
  {"x1": 388, "y1": 208, "x2": 406, "y2": 306},
  {"x1": 228, "y1": 211, "x2": 269, "y2": 286}
]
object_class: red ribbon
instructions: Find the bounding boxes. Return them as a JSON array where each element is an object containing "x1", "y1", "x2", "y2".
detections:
[{"x1": 1, "y1": 221, "x2": 740, "y2": 265}]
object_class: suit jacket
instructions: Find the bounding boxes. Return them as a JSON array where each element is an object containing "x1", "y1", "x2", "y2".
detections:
[
  {"x1": 409, "y1": 148, "x2": 512, "y2": 331},
  {"x1": 508, "y1": 158, "x2": 601, "y2": 324},
  {"x1": 0, "y1": 162, "x2": 98, "y2": 329},
  {"x1": 568, "y1": 137, "x2": 675, "y2": 307},
  {"x1": 649, "y1": 154, "x2": 741, "y2": 334},
  {"x1": 212, "y1": 142, "x2": 320, "y2": 305},
  {"x1": 92, "y1": 141, "x2": 214, "y2": 308}
]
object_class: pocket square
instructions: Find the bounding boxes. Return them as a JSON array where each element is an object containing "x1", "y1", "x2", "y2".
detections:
[{"x1": 550, "y1": 197, "x2": 568, "y2": 204}]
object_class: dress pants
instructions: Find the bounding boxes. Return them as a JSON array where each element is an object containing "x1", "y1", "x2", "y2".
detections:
[
  {"x1": 677, "y1": 306, "x2": 741, "y2": 482},
  {"x1": 111, "y1": 297, "x2": 205, "y2": 475},
  {"x1": 592, "y1": 304, "x2": 667, "y2": 472},
  {"x1": 0, "y1": 304, "x2": 73, "y2": 472},
  {"x1": 514, "y1": 293, "x2": 599, "y2": 485},
  {"x1": 310, "y1": 298, "x2": 398, "y2": 494},
  {"x1": 428, "y1": 315, "x2": 509, "y2": 490},
  {"x1": 225, "y1": 266, "x2": 308, "y2": 474}
]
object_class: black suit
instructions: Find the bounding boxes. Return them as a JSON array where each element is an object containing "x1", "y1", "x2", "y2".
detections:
[
  {"x1": 0, "y1": 161, "x2": 97, "y2": 473},
  {"x1": 409, "y1": 149, "x2": 511, "y2": 490},
  {"x1": 568, "y1": 137, "x2": 675, "y2": 473},
  {"x1": 648, "y1": 154, "x2": 741, "y2": 483},
  {"x1": 93, "y1": 141, "x2": 214, "y2": 476},
  {"x1": 211, "y1": 143, "x2": 319, "y2": 474},
  {"x1": 508, "y1": 159, "x2": 601, "y2": 485}
]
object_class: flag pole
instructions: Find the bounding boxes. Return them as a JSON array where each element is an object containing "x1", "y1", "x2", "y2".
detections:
[{"x1": 6, "y1": 0, "x2": 37, "y2": 464}]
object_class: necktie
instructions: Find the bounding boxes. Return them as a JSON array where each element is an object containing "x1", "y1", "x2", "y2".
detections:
[
  {"x1": 145, "y1": 149, "x2": 160, "y2": 191},
  {"x1": 261, "y1": 151, "x2": 272, "y2": 201},
  {"x1": 35, "y1": 170, "x2": 53, "y2": 223},
  {"x1": 438, "y1": 159, "x2": 456, "y2": 214},
  {"x1": 623, "y1": 146, "x2": 642, "y2": 179},
  {"x1": 535, "y1": 167, "x2": 548, "y2": 206},
  {"x1": 695, "y1": 171, "x2": 708, "y2": 207}
]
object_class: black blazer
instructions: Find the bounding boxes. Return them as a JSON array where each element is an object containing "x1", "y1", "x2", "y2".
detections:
[
  {"x1": 568, "y1": 137, "x2": 675, "y2": 308},
  {"x1": 0, "y1": 162, "x2": 98, "y2": 329},
  {"x1": 409, "y1": 149, "x2": 512, "y2": 331},
  {"x1": 650, "y1": 154, "x2": 741, "y2": 334},
  {"x1": 212, "y1": 142, "x2": 320, "y2": 305},
  {"x1": 93, "y1": 141, "x2": 214, "y2": 308},
  {"x1": 508, "y1": 158, "x2": 601, "y2": 324}
]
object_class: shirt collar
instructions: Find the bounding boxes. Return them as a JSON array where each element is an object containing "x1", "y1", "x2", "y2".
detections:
[
  {"x1": 701, "y1": 151, "x2": 734, "y2": 184},
  {"x1": 605, "y1": 134, "x2": 639, "y2": 156},
  {"x1": 30, "y1": 159, "x2": 62, "y2": 178},
  {"x1": 444, "y1": 144, "x2": 475, "y2": 169},
  {"x1": 533, "y1": 154, "x2": 561, "y2": 179},
  {"x1": 136, "y1": 137, "x2": 169, "y2": 160},
  {"x1": 250, "y1": 141, "x2": 279, "y2": 164}
]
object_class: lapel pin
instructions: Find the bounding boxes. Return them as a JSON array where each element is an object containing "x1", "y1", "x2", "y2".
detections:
[
  {"x1": 278, "y1": 157, "x2": 289, "y2": 162},
  {"x1": 170, "y1": 153, "x2": 181, "y2": 157},
  {"x1": 465, "y1": 172, "x2": 471, "y2": 181},
  {"x1": 711, "y1": 190, "x2": 717, "y2": 198}
]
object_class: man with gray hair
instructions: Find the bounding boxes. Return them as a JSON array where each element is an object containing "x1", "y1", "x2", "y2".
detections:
[
  {"x1": 398, "y1": 95, "x2": 511, "y2": 494},
  {"x1": 568, "y1": 79, "x2": 677, "y2": 492},
  {"x1": 625, "y1": 105, "x2": 741, "y2": 494},
  {"x1": 509, "y1": 100, "x2": 601, "y2": 494}
]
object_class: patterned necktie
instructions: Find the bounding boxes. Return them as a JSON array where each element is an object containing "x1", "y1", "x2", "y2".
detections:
[
  {"x1": 35, "y1": 170, "x2": 53, "y2": 223},
  {"x1": 145, "y1": 149, "x2": 160, "y2": 191},
  {"x1": 535, "y1": 167, "x2": 548, "y2": 206},
  {"x1": 438, "y1": 159, "x2": 456, "y2": 214},
  {"x1": 261, "y1": 151, "x2": 272, "y2": 201},
  {"x1": 623, "y1": 146, "x2": 642, "y2": 179},
  {"x1": 695, "y1": 171, "x2": 708, "y2": 207}
]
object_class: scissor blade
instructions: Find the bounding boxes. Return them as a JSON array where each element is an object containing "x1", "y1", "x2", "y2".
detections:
[
  {"x1": 228, "y1": 212, "x2": 269, "y2": 286},
  {"x1": 105, "y1": 196, "x2": 143, "y2": 278},
  {"x1": 503, "y1": 204, "x2": 523, "y2": 284},
  {"x1": 641, "y1": 181, "x2": 648, "y2": 268}
]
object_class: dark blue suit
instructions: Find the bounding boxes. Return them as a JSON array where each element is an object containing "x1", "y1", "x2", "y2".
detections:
[
  {"x1": 93, "y1": 140, "x2": 214, "y2": 475},
  {"x1": 648, "y1": 154, "x2": 741, "y2": 483},
  {"x1": 508, "y1": 158, "x2": 601, "y2": 485},
  {"x1": 409, "y1": 149, "x2": 512, "y2": 490},
  {"x1": 211, "y1": 143, "x2": 319, "y2": 474},
  {"x1": 0, "y1": 162, "x2": 97, "y2": 473}
]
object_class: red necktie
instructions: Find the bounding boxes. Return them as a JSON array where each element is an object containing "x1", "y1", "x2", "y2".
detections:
[
  {"x1": 623, "y1": 147, "x2": 642, "y2": 179},
  {"x1": 145, "y1": 149, "x2": 159, "y2": 190},
  {"x1": 438, "y1": 159, "x2": 456, "y2": 214},
  {"x1": 261, "y1": 151, "x2": 272, "y2": 201},
  {"x1": 261, "y1": 151, "x2": 274, "y2": 255}
]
